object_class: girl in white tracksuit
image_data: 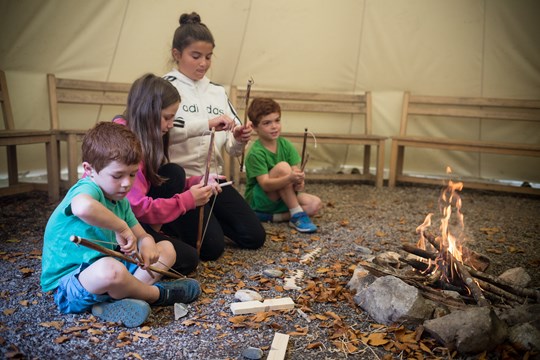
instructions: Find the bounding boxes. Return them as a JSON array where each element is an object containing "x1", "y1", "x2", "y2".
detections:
[{"x1": 161, "y1": 11, "x2": 265, "y2": 261}]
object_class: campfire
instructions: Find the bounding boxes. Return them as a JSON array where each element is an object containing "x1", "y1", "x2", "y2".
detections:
[{"x1": 361, "y1": 168, "x2": 539, "y2": 308}]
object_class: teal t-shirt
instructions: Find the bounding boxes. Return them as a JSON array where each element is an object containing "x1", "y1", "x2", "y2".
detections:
[
  {"x1": 244, "y1": 137, "x2": 301, "y2": 209},
  {"x1": 40, "y1": 177, "x2": 138, "y2": 292}
]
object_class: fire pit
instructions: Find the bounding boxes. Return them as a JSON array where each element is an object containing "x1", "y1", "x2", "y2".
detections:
[{"x1": 350, "y1": 169, "x2": 540, "y2": 354}]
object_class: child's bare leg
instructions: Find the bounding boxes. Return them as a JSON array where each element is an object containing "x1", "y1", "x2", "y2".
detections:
[
  {"x1": 78, "y1": 257, "x2": 160, "y2": 304},
  {"x1": 269, "y1": 162, "x2": 300, "y2": 209},
  {"x1": 298, "y1": 193, "x2": 322, "y2": 216},
  {"x1": 133, "y1": 240, "x2": 176, "y2": 284}
]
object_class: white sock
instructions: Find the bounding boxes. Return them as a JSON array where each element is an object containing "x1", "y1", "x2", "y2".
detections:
[{"x1": 289, "y1": 206, "x2": 303, "y2": 216}]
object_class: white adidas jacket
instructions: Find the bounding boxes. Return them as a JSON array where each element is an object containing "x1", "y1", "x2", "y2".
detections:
[{"x1": 164, "y1": 69, "x2": 244, "y2": 177}]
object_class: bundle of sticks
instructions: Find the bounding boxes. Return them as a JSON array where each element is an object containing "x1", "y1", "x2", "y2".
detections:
[
  {"x1": 397, "y1": 231, "x2": 540, "y2": 307},
  {"x1": 359, "y1": 232, "x2": 539, "y2": 308}
]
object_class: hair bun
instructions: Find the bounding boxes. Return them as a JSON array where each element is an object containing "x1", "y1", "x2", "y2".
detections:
[{"x1": 179, "y1": 12, "x2": 201, "y2": 26}]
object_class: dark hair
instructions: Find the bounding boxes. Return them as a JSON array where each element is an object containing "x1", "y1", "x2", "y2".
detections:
[
  {"x1": 172, "y1": 12, "x2": 215, "y2": 56},
  {"x1": 82, "y1": 122, "x2": 142, "y2": 173},
  {"x1": 124, "y1": 73, "x2": 181, "y2": 186},
  {"x1": 247, "y1": 98, "x2": 282, "y2": 127}
]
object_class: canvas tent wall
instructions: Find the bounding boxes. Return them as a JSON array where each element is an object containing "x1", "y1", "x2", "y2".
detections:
[{"x1": 1, "y1": 0, "x2": 539, "y2": 186}]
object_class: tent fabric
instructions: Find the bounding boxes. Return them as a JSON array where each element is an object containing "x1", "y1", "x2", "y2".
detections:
[{"x1": 1, "y1": 0, "x2": 539, "y2": 183}]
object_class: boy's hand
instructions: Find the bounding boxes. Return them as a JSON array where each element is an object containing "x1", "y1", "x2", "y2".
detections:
[
  {"x1": 138, "y1": 236, "x2": 160, "y2": 268},
  {"x1": 294, "y1": 180, "x2": 305, "y2": 192},
  {"x1": 209, "y1": 115, "x2": 234, "y2": 132},
  {"x1": 233, "y1": 123, "x2": 253, "y2": 143},
  {"x1": 116, "y1": 227, "x2": 138, "y2": 255},
  {"x1": 289, "y1": 169, "x2": 305, "y2": 184},
  {"x1": 190, "y1": 183, "x2": 214, "y2": 206}
]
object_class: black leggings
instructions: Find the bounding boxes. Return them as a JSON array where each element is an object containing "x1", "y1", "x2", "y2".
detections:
[
  {"x1": 143, "y1": 163, "x2": 198, "y2": 274},
  {"x1": 148, "y1": 163, "x2": 266, "y2": 263}
]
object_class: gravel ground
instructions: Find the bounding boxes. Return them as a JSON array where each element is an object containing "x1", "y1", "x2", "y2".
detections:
[{"x1": 0, "y1": 182, "x2": 539, "y2": 360}]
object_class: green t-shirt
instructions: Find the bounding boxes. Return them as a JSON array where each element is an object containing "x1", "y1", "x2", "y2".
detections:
[
  {"x1": 244, "y1": 137, "x2": 301, "y2": 209},
  {"x1": 41, "y1": 177, "x2": 138, "y2": 292}
]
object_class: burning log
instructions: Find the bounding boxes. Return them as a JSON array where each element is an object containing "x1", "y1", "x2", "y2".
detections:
[
  {"x1": 401, "y1": 243, "x2": 539, "y2": 306},
  {"x1": 451, "y1": 252, "x2": 490, "y2": 306}
]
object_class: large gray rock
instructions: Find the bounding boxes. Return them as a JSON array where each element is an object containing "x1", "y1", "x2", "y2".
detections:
[
  {"x1": 496, "y1": 304, "x2": 540, "y2": 330},
  {"x1": 424, "y1": 307, "x2": 507, "y2": 354},
  {"x1": 354, "y1": 275, "x2": 433, "y2": 325},
  {"x1": 498, "y1": 267, "x2": 531, "y2": 288},
  {"x1": 347, "y1": 264, "x2": 377, "y2": 293},
  {"x1": 508, "y1": 323, "x2": 540, "y2": 351}
]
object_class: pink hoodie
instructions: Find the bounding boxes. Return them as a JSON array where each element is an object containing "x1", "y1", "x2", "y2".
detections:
[{"x1": 113, "y1": 116, "x2": 200, "y2": 225}]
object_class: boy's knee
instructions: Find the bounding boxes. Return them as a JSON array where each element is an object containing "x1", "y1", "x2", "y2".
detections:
[
  {"x1": 270, "y1": 162, "x2": 292, "y2": 177},
  {"x1": 157, "y1": 240, "x2": 176, "y2": 265}
]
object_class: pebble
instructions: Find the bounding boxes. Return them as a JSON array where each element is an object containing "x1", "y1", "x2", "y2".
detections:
[
  {"x1": 235, "y1": 289, "x2": 263, "y2": 302},
  {"x1": 174, "y1": 303, "x2": 188, "y2": 320},
  {"x1": 263, "y1": 269, "x2": 283, "y2": 278},
  {"x1": 242, "y1": 347, "x2": 263, "y2": 359},
  {"x1": 355, "y1": 245, "x2": 373, "y2": 255}
]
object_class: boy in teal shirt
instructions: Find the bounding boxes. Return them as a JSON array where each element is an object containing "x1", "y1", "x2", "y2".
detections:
[
  {"x1": 41, "y1": 122, "x2": 200, "y2": 327},
  {"x1": 244, "y1": 98, "x2": 321, "y2": 233}
]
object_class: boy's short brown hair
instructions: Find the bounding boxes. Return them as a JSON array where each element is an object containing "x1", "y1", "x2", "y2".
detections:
[
  {"x1": 247, "y1": 98, "x2": 281, "y2": 126},
  {"x1": 82, "y1": 122, "x2": 142, "y2": 173}
]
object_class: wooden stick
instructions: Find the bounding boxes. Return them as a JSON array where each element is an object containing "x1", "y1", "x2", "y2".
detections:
[
  {"x1": 301, "y1": 153, "x2": 310, "y2": 172},
  {"x1": 239, "y1": 78, "x2": 254, "y2": 173},
  {"x1": 300, "y1": 128, "x2": 308, "y2": 167},
  {"x1": 450, "y1": 251, "x2": 490, "y2": 306},
  {"x1": 69, "y1": 235, "x2": 183, "y2": 279},
  {"x1": 196, "y1": 128, "x2": 215, "y2": 254}
]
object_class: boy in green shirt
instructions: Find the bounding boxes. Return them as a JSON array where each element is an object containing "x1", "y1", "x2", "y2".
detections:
[
  {"x1": 244, "y1": 98, "x2": 321, "y2": 233},
  {"x1": 41, "y1": 122, "x2": 200, "y2": 327}
]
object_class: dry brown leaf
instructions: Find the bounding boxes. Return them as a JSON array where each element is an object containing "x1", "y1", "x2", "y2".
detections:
[
  {"x1": 3, "y1": 309, "x2": 15, "y2": 316},
  {"x1": 19, "y1": 300, "x2": 29, "y2": 307},
  {"x1": 40, "y1": 321, "x2": 64, "y2": 330},
  {"x1": 367, "y1": 332, "x2": 389, "y2": 346},
  {"x1": 375, "y1": 231, "x2": 386, "y2": 237},
  {"x1": 306, "y1": 342, "x2": 323, "y2": 349},
  {"x1": 54, "y1": 335, "x2": 70, "y2": 344},
  {"x1": 228, "y1": 316, "x2": 248, "y2": 324},
  {"x1": 124, "y1": 352, "x2": 143, "y2": 360},
  {"x1": 133, "y1": 332, "x2": 152, "y2": 339},
  {"x1": 87, "y1": 328, "x2": 103, "y2": 336}
]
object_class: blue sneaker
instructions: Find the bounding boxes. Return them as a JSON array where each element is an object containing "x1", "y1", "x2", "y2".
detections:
[
  {"x1": 255, "y1": 211, "x2": 273, "y2": 222},
  {"x1": 153, "y1": 278, "x2": 201, "y2": 306},
  {"x1": 289, "y1": 211, "x2": 317, "y2": 233},
  {"x1": 91, "y1": 298, "x2": 150, "y2": 328}
]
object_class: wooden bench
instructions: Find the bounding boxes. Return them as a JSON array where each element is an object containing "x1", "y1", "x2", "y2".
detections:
[
  {"x1": 47, "y1": 74, "x2": 131, "y2": 188},
  {"x1": 0, "y1": 70, "x2": 60, "y2": 201},
  {"x1": 228, "y1": 87, "x2": 386, "y2": 188},
  {"x1": 389, "y1": 92, "x2": 540, "y2": 194}
]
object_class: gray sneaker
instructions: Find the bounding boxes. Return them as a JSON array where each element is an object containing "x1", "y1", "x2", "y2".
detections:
[
  {"x1": 153, "y1": 278, "x2": 201, "y2": 306},
  {"x1": 91, "y1": 298, "x2": 150, "y2": 328}
]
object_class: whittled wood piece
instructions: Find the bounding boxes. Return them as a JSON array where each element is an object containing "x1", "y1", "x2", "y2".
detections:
[
  {"x1": 70, "y1": 235, "x2": 183, "y2": 279},
  {"x1": 267, "y1": 332, "x2": 290, "y2": 360},
  {"x1": 230, "y1": 297, "x2": 295, "y2": 315}
]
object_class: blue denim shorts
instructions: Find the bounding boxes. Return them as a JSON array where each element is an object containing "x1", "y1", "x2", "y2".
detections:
[{"x1": 54, "y1": 260, "x2": 139, "y2": 314}]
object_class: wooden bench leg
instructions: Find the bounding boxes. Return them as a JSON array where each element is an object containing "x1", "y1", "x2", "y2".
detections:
[
  {"x1": 375, "y1": 140, "x2": 385, "y2": 188},
  {"x1": 6, "y1": 144, "x2": 19, "y2": 186},
  {"x1": 67, "y1": 133, "x2": 79, "y2": 186},
  {"x1": 46, "y1": 135, "x2": 60, "y2": 202},
  {"x1": 388, "y1": 141, "x2": 401, "y2": 187},
  {"x1": 363, "y1": 145, "x2": 371, "y2": 176}
]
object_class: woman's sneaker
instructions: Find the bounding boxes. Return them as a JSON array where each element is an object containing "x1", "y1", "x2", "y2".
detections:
[
  {"x1": 153, "y1": 278, "x2": 201, "y2": 306},
  {"x1": 289, "y1": 211, "x2": 317, "y2": 233},
  {"x1": 91, "y1": 299, "x2": 150, "y2": 328}
]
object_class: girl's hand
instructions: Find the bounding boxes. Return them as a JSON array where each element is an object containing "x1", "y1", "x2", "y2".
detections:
[
  {"x1": 189, "y1": 183, "x2": 214, "y2": 206},
  {"x1": 209, "y1": 115, "x2": 234, "y2": 132},
  {"x1": 207, "y1": 173, "x2": 226, "y2": 194},
  {"x1": 233, "y1": 122, "x2": 253, "y2": 143},
  {"x1": 116, "y1": 227, "x2": 138, "y2": 255}
]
